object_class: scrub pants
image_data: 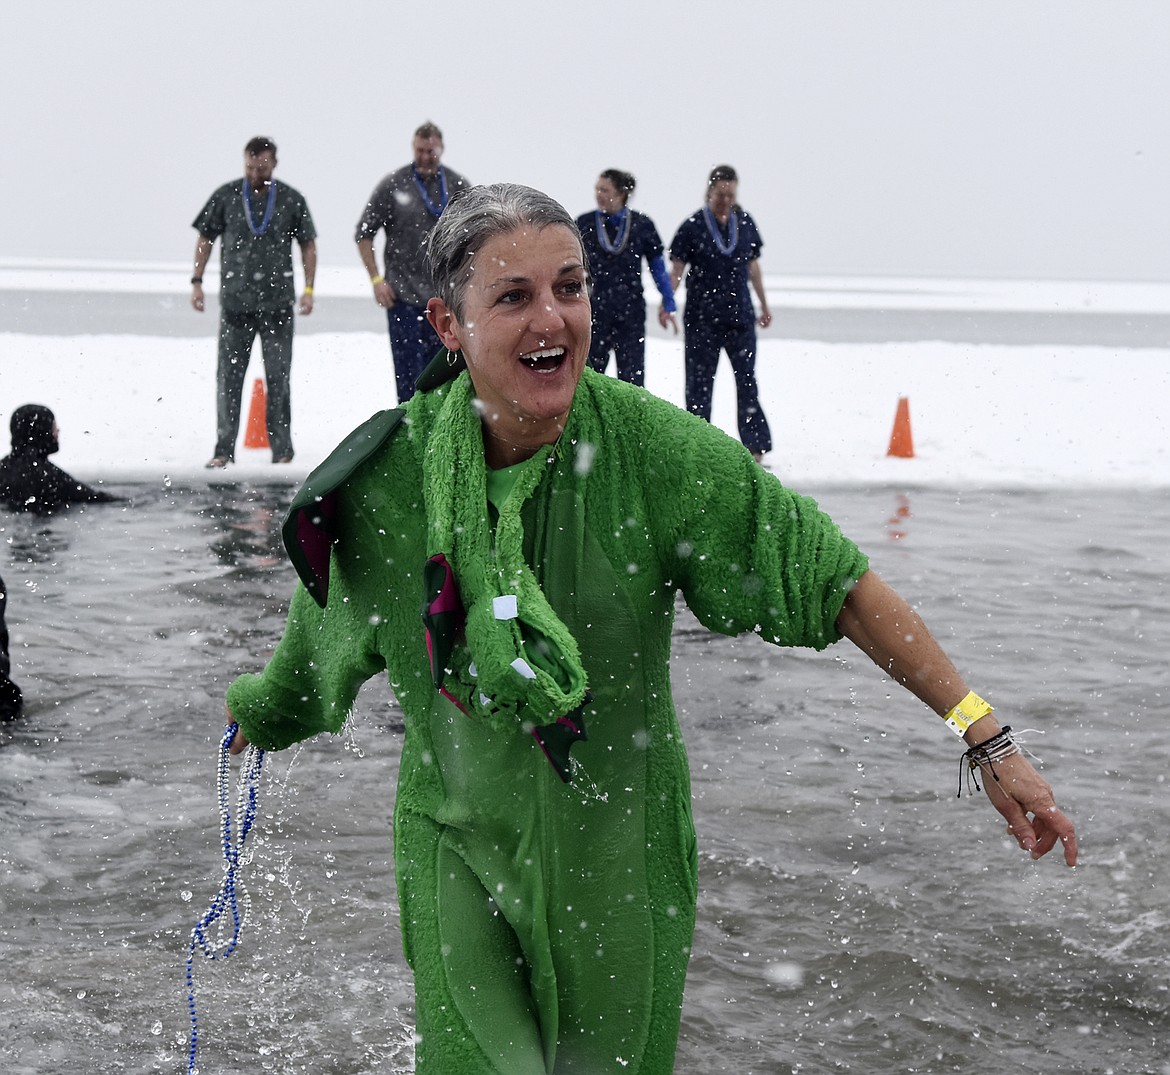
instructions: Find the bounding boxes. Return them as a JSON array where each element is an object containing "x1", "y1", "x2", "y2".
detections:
[
  {"x1": 215, "y1": 306, "x2": 294, "y2": 461},
  {"x1": 388, "y1": 303, "x2": 443, "y2": 404},
  {"x1": 587, "y1": 309, "x2": 647, "y2": 386},
  {"x1": 683, "y1": 317, "x2": 773, "y2": 455}
]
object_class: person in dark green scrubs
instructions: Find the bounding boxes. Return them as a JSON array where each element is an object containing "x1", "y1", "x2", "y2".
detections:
[{"x1": 191, "y1": 136, "x2": 316, "y2": 468}]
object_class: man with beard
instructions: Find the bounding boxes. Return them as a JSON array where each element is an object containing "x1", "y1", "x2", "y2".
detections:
[
  {"x1": 191, "y1": 136, "x2": 317, "y2": 469},
  {"x1": 355, "y1": 121, "x2": 470, "y2": 402}
]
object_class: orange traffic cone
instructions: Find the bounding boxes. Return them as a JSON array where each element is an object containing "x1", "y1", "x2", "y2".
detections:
[
  {"x1": 243, "y1": 378, "x2": 270, "y2": 449},
  {"x1": 886, "y1": 396, "x2": 914, "y2": 458}
]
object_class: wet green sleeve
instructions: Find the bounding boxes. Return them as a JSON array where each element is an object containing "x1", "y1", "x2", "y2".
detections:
[
  {"x1": 645, "y1": 408, "x2": 869, "y2": 650},
  {"x1": 225, "y1": 562, "x2": 386, "y2": 751}
]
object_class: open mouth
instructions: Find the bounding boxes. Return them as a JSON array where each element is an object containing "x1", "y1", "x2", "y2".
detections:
[{"x1": 519, "y1": 347, "x2": 567, "y2": 374}]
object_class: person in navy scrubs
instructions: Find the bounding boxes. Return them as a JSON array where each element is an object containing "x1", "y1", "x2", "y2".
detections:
[
  {"x1": 668, "y1": 164, "x2": 773, "y2": 462},
  {"x1": 575, "y1": 169, "x2": 677, "y2": 386}
]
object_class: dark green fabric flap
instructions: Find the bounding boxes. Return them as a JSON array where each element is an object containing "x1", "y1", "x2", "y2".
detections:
[{"x1": 282, "y1": 407, "x2": 406, "y2": 605}]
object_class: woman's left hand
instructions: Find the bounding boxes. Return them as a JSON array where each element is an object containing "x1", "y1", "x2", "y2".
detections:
[{"x1": 978, "y1": 752, "x2": 1079, "y2": 865}]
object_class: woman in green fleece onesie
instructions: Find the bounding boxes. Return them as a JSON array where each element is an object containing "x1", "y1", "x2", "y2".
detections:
[{"x1": 225, "y1": 184, "x2": 1078, "y2": 1073}]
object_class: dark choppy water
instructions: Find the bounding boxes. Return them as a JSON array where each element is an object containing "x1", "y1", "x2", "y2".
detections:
[{"x1": 1, "y1": 483, "x2": 1167, "y2": 1074}]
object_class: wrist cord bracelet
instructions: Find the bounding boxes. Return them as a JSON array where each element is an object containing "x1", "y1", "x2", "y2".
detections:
[{"x1": 958, "y1": 725, "x2": 1020, "y2": 797}]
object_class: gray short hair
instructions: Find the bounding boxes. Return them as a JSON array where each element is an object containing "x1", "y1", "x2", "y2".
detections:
[{"x1": 425, "y1": 183, "x2": 582, "y2": 320}]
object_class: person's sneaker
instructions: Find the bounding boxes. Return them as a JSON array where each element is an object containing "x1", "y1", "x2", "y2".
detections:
[{"x1": 205, "y1": 456, "x2": 230, "y2": 469}]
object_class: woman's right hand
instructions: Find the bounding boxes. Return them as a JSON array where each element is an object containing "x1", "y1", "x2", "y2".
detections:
[{"x1": 226, "y1": 707, "x2": 251, "y2": 754}]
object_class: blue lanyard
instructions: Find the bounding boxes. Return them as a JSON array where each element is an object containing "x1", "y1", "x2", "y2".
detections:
[
  {"x1": 594, "y1": 209, "x2": 631, "y2": 254},
  {"x1": 242, "y1": 180, "x2": 277, "y2": 236},
  {"x1": 412, "y1": 166, "x2": 449, "y2": 217},
  {"x1": 703, "y1": 206, "x2": 738, "y2": 256}
]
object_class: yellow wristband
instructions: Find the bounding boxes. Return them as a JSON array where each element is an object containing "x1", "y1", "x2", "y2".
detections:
[
  {"x1": 303, "y1": 286, "x2": 314, "y2": 295},
  {"x1": 942, "y1": 691, "x2": 993, "y2": 737},
  {"x1": 370, "y1": 274, "x2": 384, "y2": 286}
]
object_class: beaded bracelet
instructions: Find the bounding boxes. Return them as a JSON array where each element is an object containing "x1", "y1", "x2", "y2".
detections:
[
  {"x1": 941, "y1": 690, "x2": 993, "y2": 737},
  {"x1": 958, "y1": 725, "x2": 1020, "y2": 797},
  {"x1": 370, "y1": 274, "x2": 385, "y2": 286}
]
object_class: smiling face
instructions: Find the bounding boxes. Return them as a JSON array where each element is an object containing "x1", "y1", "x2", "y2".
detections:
[{"x1": 426, "y1": 224, "x2": 591, "y2": 467}]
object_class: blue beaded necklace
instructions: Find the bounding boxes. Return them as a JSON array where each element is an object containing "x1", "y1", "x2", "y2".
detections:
[
  {"x1": 594, "y1": 209, "x2": 631, "y2": 254},
  {"x1": 703, "y1": 206, "x2": 738, "y2": 256},
  {"x1": 242, "y1": 180, "x2": 277, "y2": 236},
  {"x1": 412, "y1": 166, "x2": 449, "y2": 218},
  {"x1": 185, "y1": 723, "x2": 266, "y2": 1075}
]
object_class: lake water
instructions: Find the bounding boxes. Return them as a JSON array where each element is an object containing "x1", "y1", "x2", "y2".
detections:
[{"x1": 2, "y1": 479, "x2": 1167, "y2": 1074}]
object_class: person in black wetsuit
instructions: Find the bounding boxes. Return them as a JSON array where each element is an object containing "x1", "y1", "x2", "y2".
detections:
[
  {"x1": 0, "y1": 570, "x2": 19, "y2": 720},
  {"x1": 0, "y1": 404, "x2": 122, "y2": 515}
]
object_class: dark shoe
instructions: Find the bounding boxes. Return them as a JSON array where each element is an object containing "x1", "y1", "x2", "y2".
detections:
[
  {"x1": 273, "y1": 455, "x2": 294, "y2": 464},
  {"x1": 205, "y1": 456, "x2": 230, "y2": 469}
]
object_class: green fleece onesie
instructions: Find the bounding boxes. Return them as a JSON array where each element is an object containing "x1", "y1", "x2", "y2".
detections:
[{"x1": 227, "y1": 368, "x2": 869, "y2": 1073}]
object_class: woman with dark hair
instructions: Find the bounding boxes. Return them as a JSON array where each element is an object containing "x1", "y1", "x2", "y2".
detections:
[
  {"x1": 0, "y1": 404, "x2": 122, "y2": 515},
  {"x1": 223, "y1": 183, "x2": 1076, "y2": 1074},
  {"x1": 575, "y1": 169, "x2": 677, "y2": 385},
  {"x1": 669, "y1": 164, "x2": 774, "y2": 461}
]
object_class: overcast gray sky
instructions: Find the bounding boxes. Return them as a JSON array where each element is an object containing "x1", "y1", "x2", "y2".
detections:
[{"x1": 4, "y1": 0, "x2": 1167, "y2": 281}]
